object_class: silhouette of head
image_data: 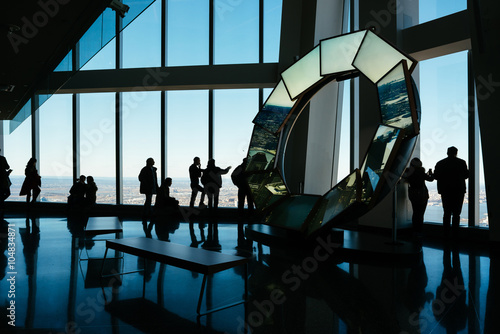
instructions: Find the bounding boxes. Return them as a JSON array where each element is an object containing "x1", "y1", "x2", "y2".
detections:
[
  {"x1": 27, "y1": 157, "x2": 37, "y2": 167},
  {"x1": 79, "y1": 175, "x2": 86, "y2": 182},
  {"x1": 447, "y1": 146, "x2": 458, "y2": 157},
  {"x1": 146, "y1": 157, "x2": 155, "y2": 166},
  {"x1": 87, "y1": 176, "x2": 94, "y2": 183},
  {"x1": 410, "y1": 157, "x2": 422, "y2": 168},
  {"x1": 207, "y1": 159, "x2": 215, "y2": 168},
  {"x1": 194, "y1": 157, "x2": 200, "y2": 165},
  {"x1": 165, "y1": 177, "x2": 172, "y2": 186}
]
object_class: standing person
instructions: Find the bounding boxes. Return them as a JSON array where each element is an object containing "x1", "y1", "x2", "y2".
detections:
[
  {"x1": 433, "y1": 146, "x2": 469, "y2": 238},
  {"x1": 403, "y1": 157, "x2": 434, "y2": 236},
  {"x1": 0, "y1": 150, "x2": 12, "y2": 210},
  {"x1": 189, "y1": 157, "x2": 206, "y2": 208},
  {"x1": 139, "y1": 158, "x2": 159, "y2": 219},
  {"x1": 85, "y1": 176, "x2": 98, "y2": 206},
  {"x1": 19, "y1": 158, "x2": 41, "y2": 206},
  {"x1": 231, "y1": 157, "x2": 254, "y2": 213},
  {"x1": 201, "y1": 159, "x2": 231, "y2": 211}
]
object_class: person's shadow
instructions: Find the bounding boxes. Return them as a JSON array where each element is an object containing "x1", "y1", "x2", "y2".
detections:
[{"x1": 432, "y1": 243, "x2": 467, "y2": 333}]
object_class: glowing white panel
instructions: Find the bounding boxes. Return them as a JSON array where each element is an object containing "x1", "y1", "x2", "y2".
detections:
[
  {"x1": 281, "y1": 46, "x2": 321, "y2": 100},
  {"x1": 320, "y1": 30, "x2": 367, "y2": 75},
  {"x1": 353, "y1": 30, "x2": 415, "y2": 84}
]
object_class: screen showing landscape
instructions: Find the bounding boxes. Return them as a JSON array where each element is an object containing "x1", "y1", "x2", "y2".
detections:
[
  {"x1": 264, "y1": 195, "x2": 320, "y2": 231},
  {"x1": 246, "y1": 125, "x2": 279, "y2": 174},
  {"x1": 248, "y1": 169, "x2": 288, "y2": 210},
  {"x1": 253, "y1": 80, "x2": 298, "y2": 134},
  {"x1": 378, "y1": 61, "x2": 417, "y2": 136}
]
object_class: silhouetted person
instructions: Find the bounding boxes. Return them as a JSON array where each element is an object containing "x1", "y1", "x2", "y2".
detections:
[
  {"x1": 433, "y1": 147, "x2": 469, "y2": 238},
  {"x1": 85, "y1": 176, "x2": 98, "y2": 206},
  {"x1": 0, "y1": 150, "x2": 12, "y2": 213},
  {"x1": 189, "y1": 157, "x2": 206, "y2": 208},
  {"x1": 139, "y1": 157, "x2": 159, "y2": 220},
  {"x1": 155, "y1": 177, "x2": 179, "y2": 211},
  {"x1": 68, "y1": 175, "x2": 87, "y2": 207},
  {"x1": 403, "y1": 157, "x2": 434, "y2": 236},
  {"x1": 232, "y1": 157, "x2": 254, "y2": 214},
  {"x1": 432, "y1": 244, "x2": 466, "y2": 333},
  {"x1": 19, "y1": 158, "x2": 41, "y2": 206},
  {"x1": 201, "y1": 159, "x2": 231, "y2": 211}
]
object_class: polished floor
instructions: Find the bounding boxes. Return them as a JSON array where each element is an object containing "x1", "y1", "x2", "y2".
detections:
[{"x1": 0, "y1": 213, "x2": 497, "y2": 333}]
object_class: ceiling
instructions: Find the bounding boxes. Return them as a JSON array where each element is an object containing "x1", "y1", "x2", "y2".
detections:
[{"x1": 0, "y1": 0, "x2": 111, "y2": 121}]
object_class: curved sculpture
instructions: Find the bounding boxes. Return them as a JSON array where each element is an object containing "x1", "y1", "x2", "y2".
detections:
[{"x1": 245, "y1": 29, "x2": 420, "y2": 238}]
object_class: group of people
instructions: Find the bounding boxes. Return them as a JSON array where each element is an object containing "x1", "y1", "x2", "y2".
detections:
[
  {"x1": 0, "y1": 156, "x2": 41, "y2": 208},
  {"x1": 68, "y1": 174, "x2": 98, "y2": 209},
  {"x1": 404, "y1": 146, "x2": 469, "y2": 239},
  {"x1": 138, "y1": 156, "x2": 255, "y2": 220}
]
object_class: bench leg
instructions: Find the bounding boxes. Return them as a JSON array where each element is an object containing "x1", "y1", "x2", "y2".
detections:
[
  {"x1": 100, "y1": 247, "x2": 109, "y2": 278},
  {"x1": 197, "y1": 274, "x2": 207, "y2": 315}
]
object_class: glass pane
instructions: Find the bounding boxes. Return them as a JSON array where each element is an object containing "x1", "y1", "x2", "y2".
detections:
[
  {"x1": 254, "y1": 80, "x2": 297, "y2": 134},
  {"x1": 214, "y1": 89, "x2": 257, "y2": 207},
  {"x1": 353, "y1": 30, "x2": 415, "y2": 84},
  {"x1": 419, "y1": 52, "x2": 468, "y2": 225},
  {"x1": 54, "y1": 51, "x2": 72, "y2": 72},
  {"x1": 122, "y1": 0, "x2": 161, "y2": 68},
  {"x1": 81, "y1": 39, "x2": 116, "y2": 71},
  {"x1": 419, "y1": 0, "x2": 467, "y2": 24},
  {"x1": 167, "y1": 0, "x2": 209, "y2": 66},
  {"x1": 38, "y1": 95, "x2": 73, "y2": 203},
  {"x1": 166, "y1": 91, "x2": 208, "y2": 207},
  {"x1": 214, "y1": 0, "x2": 259, "y2": 64},
  {"x1": 320, "y1": 30, "x2": 366, "y2": 75},
  {"x1": 377, "y1": 61, "x2": 418, "y2": 136},
  {"x1": 360, "y1": 125, "x2": 402, "y2": 203},
  {"x1": 264, "y1": 0, "x2": 282, "y2": 63},
  {"x1": 264, "y1": 195, "x2": 320, "y2": 231},
  {"x1": 122, "y1": 91, "x2": 161, "y2": 205},
  {"x1": 78, "y1": 8, "x2": 116, "y2": 69},
  {"x1": 306, "y1": 170, "x2": 362, "y2": 236},
  {"x1": 337, "y1": 82, "x2": 351, "y2": 181},
  {"x1": 281, "y1": 46, "x2": 321, "y2": 100},
  {"x1": 4, "y1": 115, "x2": 32, "y2": 202},
  {"x1": 479, "y1": 139, "x2": 488, "y2": 227},
  {"x1": 79, "y1": 93, "x2": 116, "y2": 204}
]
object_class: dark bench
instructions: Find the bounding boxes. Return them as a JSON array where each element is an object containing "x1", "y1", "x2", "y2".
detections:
[{"x1": 101, "y1": 237, "x2": 248, "y2": 316}]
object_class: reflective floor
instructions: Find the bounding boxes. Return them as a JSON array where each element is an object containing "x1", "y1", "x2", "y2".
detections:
[{"x1": 0, "y1": 214, "x2": 497, "y2": 333}]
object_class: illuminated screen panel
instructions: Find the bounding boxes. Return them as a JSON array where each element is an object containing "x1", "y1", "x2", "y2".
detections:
[
  {"x1": 360, "y1": 125, "x2": 402, "y2": 203},
  {"x1": 281, "y1": 46, "x2": 322, "y2": 100},
  {"x1": 305, "y1": 170, "x2": 361, "y2": 235},
  {"x1": 246, "y1": 125, "x2": 279, "y2": 174},
  {"x1": 248, "y1": 170, "x2": 288, "y2": 211},
  {"x1": 253, "y1": 80, "x2": 298, "y2": 134},
  {"x1": 353, "y1": 30, "x2": 415, "y2": 84},
  {"x1": 264, "y1": 195, "x2": 320, "y2": 231},
  {"x1": 377, "y1": 61, "x2": 418, "y2": 136},
  {"x1": 320, "y1": 30, "x2": 366, "y2": 75}
]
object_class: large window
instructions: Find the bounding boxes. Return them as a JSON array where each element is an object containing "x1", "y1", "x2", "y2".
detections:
[
  {"x1": 122, "y1": 0, "x2": 161, "y2": 68},
  {"x1": 419, "y1": 0, "x2": 467, "y2": 24},
  {"x1": 122, "y1": 91, "x2": 161, "y2": 205},
  {"x1": 213, "y1": 89, "x2": 258, "y2": 207},
  {"x1": 166, "y1": 91, "x2": 209, "y2": 206},
  {"x1": 214, "y1": 0, "x2": 259, "y2": 64},
  {"x1": 79, "y1": 93, "x2": 116, "y2": 204},
  {"x1": 167, "y1": 0, "x2": 209, "y2": 66},
  {"x1": 4, "y1": 115, "x2": 32, "y2": 202},
  {"x1": 264, "y1": 0, "x2": 283, "y2": 63},
  {"x1": 419, "y1": 52, "x2": 469, "y2": 226},
  {"x1": 38, "y1": 95, "x2": 73, "y2": 202}
]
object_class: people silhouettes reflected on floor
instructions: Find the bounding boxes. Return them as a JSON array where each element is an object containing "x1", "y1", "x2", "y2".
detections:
[
  {"x1": 85, "y1": 175, "x2": 98, "y2": 207},
  {"x1": 403, "y1": 157, "x2": 434, "y2": 237},
  {"x1": 432, "y1": 244, "x2": 466, "y2": 333},
  {"x1": 201, "y1": 159, "x2": 231, "y2": 212},
  {"x1": 433, "y1": 147, "x2": 469, "y2": 238},
  {"x1": 19, "y1": 158, "x2": 41, "y2": 208},
  {"x1": 139, "y1": 158, "x2": 159, "y2": 222},
  {"x1": 68, "y1": 175, "x2": 87, "y2": 208},
  {"x1": 0, "y1": 150, "x2": 12, "y2": 214},
  {"x1": 232, "y1": 157, "x2": 254, "y2": 215},
  {"x1": 189, "y1": 157, "x2": 206, "y2": 208}
]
